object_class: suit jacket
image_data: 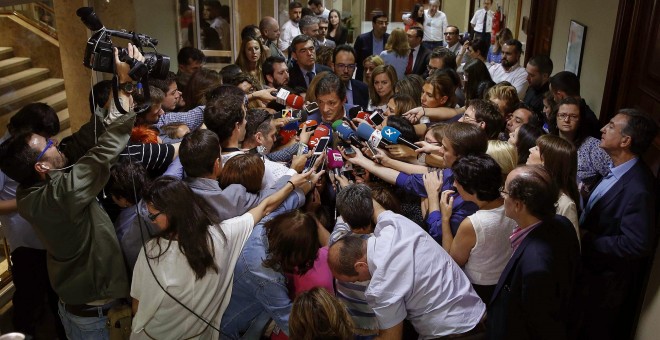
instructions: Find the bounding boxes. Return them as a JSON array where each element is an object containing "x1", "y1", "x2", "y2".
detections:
[
  {"x1": 411, "y1": 44, "x2": 431, "y2": 76},
  {"x1": 354, "y1": 31, "x2": 390, "y2": 81},
  {"x1": 488, "y1": 215, "x2": 580, "y2": 340},
  {"x1": 349, "y1": 79, "x2": 369, "y2": 108},
  {"x1": 288, "y1": 61, "x2": 333, "y2": 91}
]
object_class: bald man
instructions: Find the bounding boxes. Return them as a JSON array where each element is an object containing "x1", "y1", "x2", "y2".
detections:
[{"x1": 259, "y1": 16, "x2": 284, "y2": 58}]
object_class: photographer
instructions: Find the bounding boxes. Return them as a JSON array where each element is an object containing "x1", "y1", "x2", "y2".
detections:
[{"x1": 0, "y1": 44, "x2": 143, "y2": 339}]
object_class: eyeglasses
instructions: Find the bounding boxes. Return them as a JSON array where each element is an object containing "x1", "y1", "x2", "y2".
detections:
[
  {"x1": 557, "y1": 113, "x2": 579, "y2": 121},
  {"x1": 443, "y1": 32, "x2": 458, "y2": 36},
  {"x1": 499, "y1": 186, "x2": 510, "y2": 197},
  {"x1": 336, "y1": 63, "x2": 357, "y2": 70},
  {"x1": 36, "y1": 139, "x2": 54, "y2": 162},
  {"x1": 148, "y1": 211, "x2": 163, "y2": 221}
]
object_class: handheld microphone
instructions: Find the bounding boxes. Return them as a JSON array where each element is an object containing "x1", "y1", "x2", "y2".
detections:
[
  {"x1": 326, "y1": 149, "x2": 344, "y2": 177},
  {"x1": 355, "y1": 111, "x2": 374, "y2": 125},
  {"x1": 356, "y1": 123, "x2": 390, "y2": 149},
  {"x1": 274, "y1": 88, "x2": 304, "y2": 109},
  {"x1": 381, "y1": 126, "x2": 420, "y2": 150},
  {"x1": 333, "y1": 121, "x2": 363, "y2": 147},
  {"x1": 308, "y1": 124, "x2": 331, "y2": 149},
  {"x1": 301, "y1": 119, "x2": 318, "y2": 131}
]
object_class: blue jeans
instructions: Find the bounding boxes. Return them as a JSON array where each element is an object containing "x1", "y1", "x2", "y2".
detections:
[
  {"x1": 422, "y1": 41, "x2": 444, "y2": 51},
  {"x1": 57, "y1": 301, "x2": 109, "y2": 340}
]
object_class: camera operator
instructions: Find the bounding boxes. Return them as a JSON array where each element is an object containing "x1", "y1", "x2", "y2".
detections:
[{"x1": 0, "y1": 44, "x2": 143, "y2": 339}]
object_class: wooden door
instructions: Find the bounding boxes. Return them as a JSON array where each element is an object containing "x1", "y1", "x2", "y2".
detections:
[
  {"x1": 523, "y1": 0, "x2": 557, "y2": 65},
  {"x1": 364, "y1": 0, "x2": 389, "y2": 21}
]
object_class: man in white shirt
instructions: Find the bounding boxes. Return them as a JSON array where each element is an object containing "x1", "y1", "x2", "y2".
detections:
[
  {"x1": 308, "y1": 0, "x2": 329, "y2": 19},
  {"x1": 489, "y1": 39, "x2": 528, "y2": 99},
  {"x1": 279, "y1": 1, "x2": 303, "y2": 54},
  {"x1": 470, "y1": 0, "x2": 494, "y2": 43},
  {"x1": 422, "y1": 0, "x2": 448, "y2": 51},
  {"x1": 329, "y1": 185, "x2": 487, "y2": 339}
]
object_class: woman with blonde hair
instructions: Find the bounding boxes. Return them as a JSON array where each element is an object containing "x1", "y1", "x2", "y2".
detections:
[
  {"x1": 379, "y1": 28, "x2": 411, "y2": 79},
  {"x1": 486, "y1": 140, "x2": 518, "y2": 181},
  {"x1": 362, "y1": 55, "x2": 384, "y2": 85},
  {"x1": 527, "y1": 134, "x2": 580, "y2": 238},
  {"x1": 368, "y1": 65, "x2": 398, "y2": 111},
  {"x1": 289, "y1": 287, "x2": 354, "y2": 340},
  {"x1": 235, "y1": 36, "x2": 267, "y2": 86},
  {"x1": 486, "y1": 82, "x2": 519, "y2": 118}
]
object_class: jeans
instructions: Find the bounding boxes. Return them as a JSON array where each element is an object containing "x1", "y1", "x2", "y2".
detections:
[
  {"x1": 57, "y1": 301, "x2": 109, "y2": 340},
  {"x1": 422, "y1": 41, "x2": 444, "y2": 51}
]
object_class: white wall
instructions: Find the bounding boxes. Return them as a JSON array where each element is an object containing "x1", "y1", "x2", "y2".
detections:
[
  {"x1": 133, "y1": 0, "x2": 180, "y2": 70},
  {"x1": 549, "y1": 0, "x2": 617, "y2": 118}
]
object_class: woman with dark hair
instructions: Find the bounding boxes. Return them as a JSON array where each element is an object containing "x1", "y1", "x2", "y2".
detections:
[
  {"x1": 327, "y1": 9, "x2": 348, "y2": 45},
  {"x1": 458, "y1": 38, "x2": 489, "y2": 66},
  {"x1": 394, "y1": 74, "x2": 425, "y2": 106},
  {"x1": 409, "y1": 3, "x2": 425, "y2": 29},
  {"x1": 219, "y1": 153, "x2": 265, "y2": 194},
  {"x1": 463, "y1": 59, "x2": 495, "y2": 101},
  {"x1": 182, "y1": 68, "x2": 221, "y2": 111},
  {"x1": 131, "y1": 171, "x2": 314, "y2": 339},
  {"x1": 235, "y1": 36, "x2": 267, "y2": 86},
  {"x1": 420, "y1": 72, "x2": 461, "y2": 121},
  {"x1": 543, "y1": 91, "x2": 557, "y2": 133},
  {"x1": 553, "y1": 97, "x2": 610, "y2": 190},
  {"x1": 424, "y1": 154, "x2": 516, "y2": 303},
  {"x1": 527, "y1": 135, "x2": 580, "y2": 237},
  {"x1": 508, "y1": 123, "x2": 545, "y2": 164}
]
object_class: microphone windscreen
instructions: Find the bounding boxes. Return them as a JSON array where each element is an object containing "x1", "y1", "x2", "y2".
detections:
[
  {"x1": 335, "y1": 123, "x2": 355, "y2": 141},
  {"x1": 356, "y1": 112, "x2": 373, "y2": 125},
  {"x1": 381, "y1": 126, "x2": 402, "y2": 144},
  {"x1": 301, "y1": 119, "x2": 318, "y2": 129},
  {"x1": 331, "y1": 120, "x2": 344, "y2": 130},
  {"x1": 356, "y1": 122, "x2": 376, "y2": 141},
  {"x1": 326, "y1": 149, "x2": 344, "y2": 170},
  {"x1": 308, "y1": 124, "x2": 331, "y2": 148},
  {"x1": 286, "y1": 94, "x2": 304, "y2": 109}
]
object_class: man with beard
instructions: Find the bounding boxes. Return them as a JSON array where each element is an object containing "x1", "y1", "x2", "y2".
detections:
[
  {"x1": 263, "y1": 56, "x2": 290, "y2": 89},
  {"x1": 279, "y1": 1, "x2": 303, "y2": 54},
  {"x1": 489, "y1": 39, "x2": 528, "y2": 99},
  {"x1": 524, "y1": 55, "x2": 553, "y2": 115}
]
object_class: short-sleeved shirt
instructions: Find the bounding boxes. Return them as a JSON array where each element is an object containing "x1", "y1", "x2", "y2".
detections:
[{"x1": 423, "y1": 10, "x2": 448, "y2": 42}]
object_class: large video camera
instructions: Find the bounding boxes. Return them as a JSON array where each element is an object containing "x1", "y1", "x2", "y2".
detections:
[{"x1": 77, "y1": 7, "x2": 170, "y2": 80}]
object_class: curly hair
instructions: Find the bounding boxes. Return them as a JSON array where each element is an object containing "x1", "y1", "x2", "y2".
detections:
[{"x1": 262, "y1": 210, "x2": 320, "y2": 275}]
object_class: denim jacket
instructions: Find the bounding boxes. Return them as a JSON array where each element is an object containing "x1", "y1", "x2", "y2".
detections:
[{"x1": 220, "y1": 189, "x2": 306, "y2": 339}]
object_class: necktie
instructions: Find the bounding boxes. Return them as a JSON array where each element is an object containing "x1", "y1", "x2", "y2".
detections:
[
  {"x1": 405, "y1": 48, "x2": 415, "y2": 75},
  {"x1": 306, "y1": 71, "x2": 315, "y2": 86},
  {"x1": 482, "y1": 10, "x2": 488, "y2": 33}
]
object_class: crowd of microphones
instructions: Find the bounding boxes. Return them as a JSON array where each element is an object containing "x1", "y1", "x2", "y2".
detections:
[{"x1": 269, "y1": 88, "x2": 421, "y2": 191}]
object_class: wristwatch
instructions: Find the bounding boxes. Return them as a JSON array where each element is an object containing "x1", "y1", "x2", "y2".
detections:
[{"x1": 119, "y1": 82, "x2": 136, "y2": 94}]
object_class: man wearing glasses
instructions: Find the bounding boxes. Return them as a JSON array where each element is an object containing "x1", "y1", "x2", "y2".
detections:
[
  {"x1": 0, "y1": 44, "x2": 143, "y2": 339},
  {"x1": 443, "y1": 25, "x2": 462, "y2": 55},
  {"x1": 332, "y1": 45, "x2": 369, "y2": 108}
]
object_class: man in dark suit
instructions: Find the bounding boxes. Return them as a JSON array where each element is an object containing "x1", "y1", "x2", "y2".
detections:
[
  {"x1": 488, "y1": 165, "x2": 580, "y2": 340},
  {"x1": 576, "y1": 109, "x2": 658, "y2": 340},
  {"x1": 354, "y1": 14, "x2": 389, "y2": 82},
  {"x1": 287, "y1": 34, "x2": 332, "y2": 91},
  {"x1": 406, "y1": 27, "x2": 431, "y2": 76},
  {"x1": 331, "y1": 45, "x2": 369, "y2": 108}
]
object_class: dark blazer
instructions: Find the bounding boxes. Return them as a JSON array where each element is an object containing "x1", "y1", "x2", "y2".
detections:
[
  {"x1": 410, "y1": 44, "x2": 431, "y2": 76},
  {"x1": 288, "y1": 61, "x2": 333, "y2": 91},
  {"x1": 349, "y1": 79, "x2": 369, "y2": 108},
  {"x1": 488, "y1": 215, "x2": 580, "y2": 340},
  {"x1": 575, "y1": 160, "x2": 656, "y2": 339},
  {"x1": 354, "y1": 31, "x2": 390, "y2": 81}
]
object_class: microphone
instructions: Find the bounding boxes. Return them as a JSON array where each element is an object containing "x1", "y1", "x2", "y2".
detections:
[
  {"x1": 274, "y1": 88, "x2": 304, "y2": 109},
  {"x1": 301, "y1": 119, "x2": 318, "y2": 131},
  {"x1": 308, "y1": 124, "x2": 331, "y2": 149},
  {"x1": 381, "y1": 126, "x2": 420, "y2": 150},
  {"x1": 333, "y1": 121, "x2": 363, "y2": 147},
  {"x1": 356, "y1": 122, "x2": 390, "y2": 149},
  {"x1": 326, "y1": 149, "x2": 344, "y2": 177},
  {"x1": 355, "y1": 111, "x2": 374, "y2": 126}
]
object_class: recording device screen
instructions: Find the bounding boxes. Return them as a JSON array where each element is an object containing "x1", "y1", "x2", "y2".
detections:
[
  {"x1": 313, "y1": 136, "x2": 330, "y2": 155},
  {"x1": 370, "y1": 110, "x2": 385, "y2": 125},
  {"x1": 304, "y1": 102, "x2": 319, "y2": 113}
]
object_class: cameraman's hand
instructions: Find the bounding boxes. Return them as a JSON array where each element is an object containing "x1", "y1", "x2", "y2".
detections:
[{"x1": 114, "y1": 43, "x2": 144, "y2": 83}]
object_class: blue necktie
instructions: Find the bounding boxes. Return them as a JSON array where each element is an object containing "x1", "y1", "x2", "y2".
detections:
[{"x1": 306, "y1": 71, "x2": 315, "y2": 86}]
